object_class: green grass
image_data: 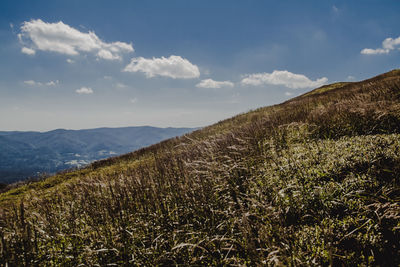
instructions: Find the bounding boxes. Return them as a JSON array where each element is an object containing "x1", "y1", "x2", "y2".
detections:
[
  {"x1": 302, "y1": 82, "x2": 351, "y2": 97},
  {"x1": 1, "y1": 70, "x2": 400, "y2": 265}
]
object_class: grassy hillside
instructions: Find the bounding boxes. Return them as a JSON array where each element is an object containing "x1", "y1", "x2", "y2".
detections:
[{"x1": 1, "y1": 70, "x2": 400, "y2": 265}]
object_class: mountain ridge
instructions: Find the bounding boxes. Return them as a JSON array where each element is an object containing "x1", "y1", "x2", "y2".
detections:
[{"x1": 0, "y1": 126, "x2": 195, "y2": 183}]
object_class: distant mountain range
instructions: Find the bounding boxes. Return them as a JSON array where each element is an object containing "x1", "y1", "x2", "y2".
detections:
[{"x1": 0, "y1": 126, "x2": 195, "y2": 183}]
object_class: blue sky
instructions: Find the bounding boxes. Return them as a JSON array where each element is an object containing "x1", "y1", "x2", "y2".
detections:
[{"x1": 0, "y1": 0, "x2": 399, "y2": 131}]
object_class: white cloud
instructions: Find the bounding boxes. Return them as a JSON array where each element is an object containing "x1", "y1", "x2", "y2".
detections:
[
  {"x1": 285, "y1": 92, "x2": 293, "y2": 96},
  {"x1": 361, "y1": 48, "x2": 389, "y2": 55},
  {"x1": 382, "y1": 37, "x2": 400, "y2": 50},
  {"x1": 46, "y1": 80, "x2": 59, "y2": 86},
  {"x1": 21, "y1": 47, "x2": 36, "y2": 55},
  {"x1": 123, "y1": 55, "x2": 200, "y2": 79},
  {"x1": 66, "y1": 58, "x2": 74, "y2": 64},
  {"x1": 23, "y1": 80, "x2": 58, "y2": 86},
  {"x1": 347, "y1": 75, "x2": 355, "y2": 81},
  {"x1": 19, "y1": 19, "x2": 134, "y2": 60},
  {"x1": 241, "y1": 70, "x2": 328, "y2": 89},
  {"x1": 130, "y1": 97, "x2": 138, "y2": 104},
  {"x1": 361, "y1": 36, "x2": 400, "y2": 55},
  {"x1": 24, "y1": 80, "x2": 38, "y2": 86},
  {"x1": 196, "y1": 79, "x2": 234, "y2": 88},
  {"x1": 76, "y1": 87, "x2": 93, "y2": 94},
  {"x1": 103, "y1": 75, "x2": 112, "y2": 80}
]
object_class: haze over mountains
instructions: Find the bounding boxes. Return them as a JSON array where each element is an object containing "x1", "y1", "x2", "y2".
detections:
[{"x1": 0, "y1": 126, "x2": 194, "y2": 183}]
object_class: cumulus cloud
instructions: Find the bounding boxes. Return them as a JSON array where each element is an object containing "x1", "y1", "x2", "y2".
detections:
[
  {"x1": 19, "y1": 19, "x2": 133, "y2": 60},
  {"x1": 21, "y1": 47, "x2": 36, "y2": 55},
  {"x1": 361, "y1": 36, "x2": 400, "y2": 55},
  {"x1": 241, "y1": 70, "x2": 328, "y2": 89},
  {"x1": 76, "y1": 87, "x2": 93, "y2": 94},
  {"x1": 196, "y1": 79, "x2": 234, "y2": 88},
  {"x1": 66, "y1": 58, "x2": 74, "y2": 64},
  {"x1": 24, "y1": 80, "x2": 59, "y2": 86},
  {"x1": 123, "y1": 55, "x2": 200, "y2": 79}
]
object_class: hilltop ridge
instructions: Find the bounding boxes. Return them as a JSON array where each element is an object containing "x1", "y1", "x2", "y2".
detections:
[{"x1": 1, "y1": 70, "x2": 400, "y2": 266}]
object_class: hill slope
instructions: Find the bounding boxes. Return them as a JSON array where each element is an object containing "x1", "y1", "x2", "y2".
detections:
[
  {"x1": 1, "y1": 70, "x2": 400, "y2": 265},
  {"x1": 0, "y1": 126, "x2": 194, "y2": 183}
]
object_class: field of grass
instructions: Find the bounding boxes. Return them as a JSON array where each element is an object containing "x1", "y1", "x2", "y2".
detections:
[
  {"x1": 1, "y1": 70, "x2": 400, "y2": 265},
  {"x1": 301, "y1": 82, "x2": 351, "y2": 97}
]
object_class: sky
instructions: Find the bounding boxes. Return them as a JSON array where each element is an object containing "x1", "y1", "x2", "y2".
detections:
[{"x1": 0, "y1": 0, "x2": 399, "y2": 131}]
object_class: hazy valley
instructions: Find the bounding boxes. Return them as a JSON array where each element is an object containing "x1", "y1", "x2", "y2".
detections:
[{"x1": 0, "y1": 127, "x2": 194, "y2": 184}]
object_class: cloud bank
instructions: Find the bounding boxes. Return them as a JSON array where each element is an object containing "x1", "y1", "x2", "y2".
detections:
[
  {"x1": 19, "y1": 19, "x2": 133, "y2": 60},
  {"x1": 196, "y1": 79, "x2": 234, "y2": 88},
  {"x1": 241, "y1": 70, "x2": 328, "y2": 89},
  {"x1": 361, "y1": 36, "x2": 400, "y2": 55},
  {"x1": 123, "y1": 55, "x2": 200, "y2": 79}
]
